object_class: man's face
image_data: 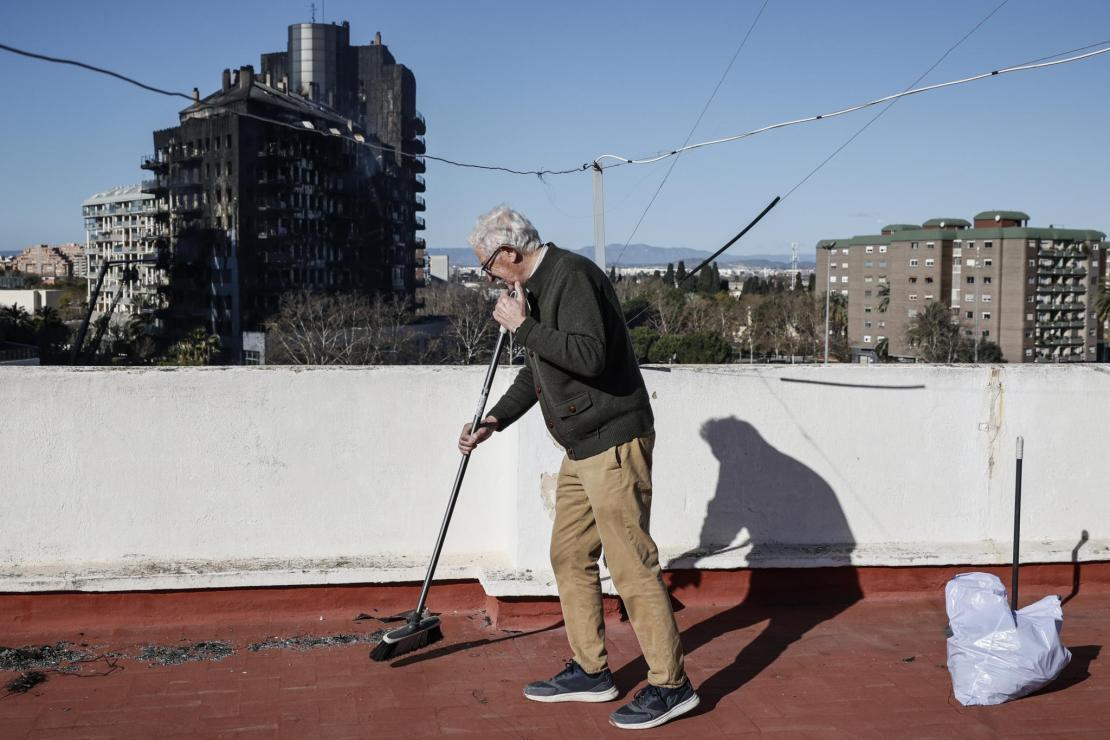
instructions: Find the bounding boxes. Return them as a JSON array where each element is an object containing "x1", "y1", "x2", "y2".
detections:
[{"x1": 476, "y1": 245, "x2": 526, "y2": 285}]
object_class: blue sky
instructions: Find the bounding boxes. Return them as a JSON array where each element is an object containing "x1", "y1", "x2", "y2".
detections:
[{"x1": 1, "y1": 0, "x2": 1108, "y2": 261}]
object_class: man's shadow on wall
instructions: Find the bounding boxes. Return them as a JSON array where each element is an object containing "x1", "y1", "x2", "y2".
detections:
[{"x1": 613, "y1": 417, "x2": 863, "y2": 710}]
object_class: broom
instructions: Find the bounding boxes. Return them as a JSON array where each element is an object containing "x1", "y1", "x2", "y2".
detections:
[{"x1": 371, "y1": 325, "x2": 511, "y2": 661}]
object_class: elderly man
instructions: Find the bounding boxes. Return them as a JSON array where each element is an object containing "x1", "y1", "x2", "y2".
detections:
[{"x1": 457, "y1": 205, "x2": 698, "y2": 730}]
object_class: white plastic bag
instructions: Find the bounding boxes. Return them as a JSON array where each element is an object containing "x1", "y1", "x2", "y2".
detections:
[{"x1": 945, "y1": 572, "x2": 1070, "y2": 706}]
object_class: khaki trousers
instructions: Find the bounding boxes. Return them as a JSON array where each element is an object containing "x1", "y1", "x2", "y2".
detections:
[{"x1": 550, "y1": 433, "x2": 686, "y2": 688}]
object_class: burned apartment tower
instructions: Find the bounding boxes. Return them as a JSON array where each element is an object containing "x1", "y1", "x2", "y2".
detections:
[
  {"x1": 261, "y1": 23, "x2": 426, "y2": 295},
  {"x1": 142, "y1": 22, "x2": 424, "y2": 360}
]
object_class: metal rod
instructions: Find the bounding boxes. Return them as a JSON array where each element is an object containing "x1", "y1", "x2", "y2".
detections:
[
  {"x1": 1012, "y1": 436, "x2": 1024, "y2": 611},
  {"x1": 412, "y1": 327, "x2": 510, "y2": 621}
]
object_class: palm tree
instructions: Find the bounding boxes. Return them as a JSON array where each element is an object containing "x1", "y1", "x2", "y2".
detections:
[
  {"x1": 33, "y1": 306, "x2": 71, "y2": 362},
  {"x1": 905, "y1": 300, "x2": 960, "y2": 363},
  {"x1": 1095, "y1": 278, "x2": 1110, "y2": 324},
  {"x1": 877, "y1": 281, "x2": 890, "y2": 313},
  {"x1": 172, "y1": 327, "x2": 221, "y2": 365},
  {"x1": 875, "y1": 337, "x2": 890, "y2": 363}
]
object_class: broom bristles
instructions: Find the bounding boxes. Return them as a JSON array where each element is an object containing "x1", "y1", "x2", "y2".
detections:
[{"x1": 369, "y1": 620, "x2": 443, "y2": 662}]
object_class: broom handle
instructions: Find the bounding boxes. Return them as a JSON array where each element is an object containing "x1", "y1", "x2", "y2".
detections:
[{"x1": 412, "y1": 326, "x2": 510, "y2": 621}]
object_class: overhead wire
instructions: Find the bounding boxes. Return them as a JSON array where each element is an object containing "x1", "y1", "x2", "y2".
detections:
[
  {"x1": 782, "y1": 0, "x2": 1011, "y2": 201},
  {"x1": 610, "y1": 0, "x2": 771, "y2": 271},
  {"x1": 0, "y1": 41, "x2": 587, "y2": 177},
  {"x1": 592, "y1": 44, "x2": 1110, "y2": 169},
  {"x1": 5, "y1": 38, "x2": 1108, "y2": 181}
]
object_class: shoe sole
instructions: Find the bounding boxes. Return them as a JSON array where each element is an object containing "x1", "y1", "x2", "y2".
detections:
[
  {"x1": 609, "y1": 692, "x2": 700, "y2": 730},
  {"x1": 523, "y1": 685, "x2": 619, "y2": 703}
]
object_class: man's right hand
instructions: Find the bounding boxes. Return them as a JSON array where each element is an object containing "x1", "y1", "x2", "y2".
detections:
[{"x1": 458, "y1": 415, "x2": 498, "y2": 455}]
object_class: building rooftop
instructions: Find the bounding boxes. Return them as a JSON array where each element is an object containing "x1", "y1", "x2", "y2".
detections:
[
  {"x1": 975, "y1": 210, "x2": 1032, "y2": 222},
  {"x1": 3, "y1": 365, "x2": 1108, "y2": 734},
  {"x1": 82, "y1": 184, "x2": 153, "y2": 207},
  {"x1": 922, "y1": 218, "x2": 971, "y2": 228},
  {"x1": 1, "y1": 571, "x2": 1106, "y2": 736}
]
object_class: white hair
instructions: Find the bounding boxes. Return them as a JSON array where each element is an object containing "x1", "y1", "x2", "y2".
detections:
[{"x1": 467, "y1": 205, "x2": 542, "y2": 259}]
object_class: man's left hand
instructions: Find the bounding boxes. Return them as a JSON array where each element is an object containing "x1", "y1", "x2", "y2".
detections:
[{"x1": 493, "y1": 282, "x2": 526, "y2": 332}]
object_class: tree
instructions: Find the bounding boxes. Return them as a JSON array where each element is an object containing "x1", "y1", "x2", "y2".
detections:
[
  {"x1": 675, "y1": 261, "x2": 688, "y2": 287},
  {"x1": 266, "y1": 290, "x2": 412, "y2": 365},
  {"x1": 169, "y1": 327, "x2": 222, "y2": 365},
  {"x1": 675, "y1": 331, "x2": 733, "y2": 363},
  {"x1": 123, "y1": 312, "x2": 159, "y2": 364},
  {"x1": 1096, "y1": 278, "x2": 1110, "y2": 324},
  {"x1": 663, "y1": 263, "x2": 675, "y2": 287},
  {"x1": 34, "y1": 306, "x2": 71, "y2": 364},
  {"x1": 0, "y1": 305, "x2": 35, "y2": 345},
  {"x1": 877, "y1": 281, "x2": 890, "y2": 313},
  {"x1": 875, "y1": 336, "x2": 890, "y2": 363},
  {"x1": 421, "y1": 283, "x2": 497, "y2": 365},
  {"x1": 621, "y1": 296, "x2": 652, "y2": 329},
  {"x1": 807, "y1": 273, "x2": 816, "y2": 293},
  {"x1": 904, "y1": 301, "x2": 961, "y2": 363},
  {"x1": 629, "y1": 326, "x2": 658, "y2": 362},
  {"x1": 817, "y1": 291, "x2": 850, "y2": 361}
]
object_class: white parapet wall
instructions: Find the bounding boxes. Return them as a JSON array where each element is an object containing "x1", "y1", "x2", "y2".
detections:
[{"x1": 1, "y1": 364, "x2": 1108, "y2": 596}]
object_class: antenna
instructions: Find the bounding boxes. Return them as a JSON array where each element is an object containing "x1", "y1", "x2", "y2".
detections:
[{"x1": 311, "y1": 2, "x2": 316, "y2": 23}]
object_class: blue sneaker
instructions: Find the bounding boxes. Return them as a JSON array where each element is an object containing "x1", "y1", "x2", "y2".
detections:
[
  {"x1": 523, "y1": 659, "x2": 619, "y2": 703},
  {"x1": 609, "y1": 679, "x2": 700, "y2": 730}
]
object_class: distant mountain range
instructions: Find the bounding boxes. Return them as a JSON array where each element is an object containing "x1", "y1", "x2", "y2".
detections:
[{"x1": 428, "y1": 245, "x2": 815, "y2": 269}]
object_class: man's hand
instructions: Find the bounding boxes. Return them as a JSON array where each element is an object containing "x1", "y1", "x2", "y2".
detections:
[
  {"x1": 492, "y1": 282, "x2": 526, "y2": 333},
  {"x1": 458, "y1": 415, "x2": 498, "y2": 455}
]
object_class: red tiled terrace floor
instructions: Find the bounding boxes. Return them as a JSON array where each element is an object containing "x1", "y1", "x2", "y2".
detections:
[{"x1": 1, "y1": 566, "x2": 1108, "y2": 738}]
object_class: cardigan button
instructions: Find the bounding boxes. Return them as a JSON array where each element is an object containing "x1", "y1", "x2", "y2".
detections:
[
  {"x1": 547, "y1": 421, "x2": 554, "y2": 429},
  {"x1": 568, "y1": 405, "x2": 576, "y2": 413}
]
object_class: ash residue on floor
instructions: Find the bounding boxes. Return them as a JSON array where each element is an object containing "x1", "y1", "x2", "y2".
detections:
[
  {"x1": 248, "y1": 630, "x2": 384, "y2": 652},
  {"x1": 0, "y1": 643, "x2": 92, "y2": 672},
  {"x1": 4, "y1": 670, "x2": 47, "y2": 694},
  {"x1": 137, "y1": 641, "x2": 235, "y2": 665}
]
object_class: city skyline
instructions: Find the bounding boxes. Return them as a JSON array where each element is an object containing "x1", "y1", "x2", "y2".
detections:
[{"x1": 1, "y1": 1, "x2": 1109, "y2": 259}]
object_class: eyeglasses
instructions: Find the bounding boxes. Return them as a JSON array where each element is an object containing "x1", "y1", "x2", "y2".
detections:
[{"x1": 480, "y1": 245, "x2": 512, "y2": 277}]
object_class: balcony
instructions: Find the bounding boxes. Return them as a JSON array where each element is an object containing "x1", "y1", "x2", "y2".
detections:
[
  {"x1": 1035, "y1": 284, "x2": 1086, "y2": 293},
  {"x1": 1038, "y1": 266, "x2": 1087, "y2": 277},
  {"x1": 1038, "y1": 301, "x2": 1086, "y2": 311},
  {"x1": 414, "y1": 195, "x2": 426, "y2": 212},
  {"x1": 414, "y1": 216, "x2": 426, "y2": 230},
  {"x1": 406, "y1": 136, "x2": 426, "y2": 155},
  {"x1": 414, "y1": 110, "x2": 427, "y2": 135},
  {"x1": 140, "y1": 153, "x2": 168, "y2": 172},
  {"x1": 1035, "y1": 319, "x2": 1085, "y2": 329},
  {"x1": 258, "y1": 143, "x2": 298, "y2": 159},
  {"x1": 1038, "y1": 248, "x2": 1087, "y2": 258},
  {"x1": 413, "y1": 174, "x2": 426, "y2": 192},
  {"x1": 415, "y1": 237, "x2": 426, "y2": 250},
  {"x1": 257, "y1": 174, "x2": 291, "y2": 187},
  {"x1": 174, "y1": 145, "x2": 203, "y2": 162},
  {"x1": 411, "y1": 157, "x2": 426, "y2": 173},
  {"x1": 1036, "y1": 336, "x2": 1085, "y2": 346}
]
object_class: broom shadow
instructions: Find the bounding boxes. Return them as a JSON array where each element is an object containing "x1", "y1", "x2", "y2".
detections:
[
  {"x1": 387, "y1": 620, "x2": 565, "y2": 668},
  {"x1": 611, "y1": 417, "x2": 862, "y2": 711}
]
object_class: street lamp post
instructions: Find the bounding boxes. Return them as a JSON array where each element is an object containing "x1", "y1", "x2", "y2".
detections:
[{"x1": 822, "y1": 242, "x2": 837, "y2": 365}]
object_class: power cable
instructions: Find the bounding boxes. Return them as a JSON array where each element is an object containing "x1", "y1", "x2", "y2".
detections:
[
  {"x1": 593, "y1": 43, "x2": 1110, "y2": 169},
  {"x1": 0, "y1": 41, "x2": 586, "y2": 177},
  {"x1": 782, "y1": 0, "x2": 1010, "y2": 201},
  {"x1": 611, "y1": 0, "x2": 771, "y2": 270}
]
